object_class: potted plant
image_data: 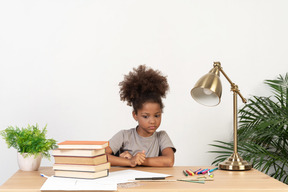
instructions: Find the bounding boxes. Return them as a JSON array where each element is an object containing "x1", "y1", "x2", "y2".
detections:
[
  {"x1": 0, "y1": 124, "x2": 57, "y2": 171},
  {"x1": 209, "y1": 73, "x2": 288, "y2": 184}
]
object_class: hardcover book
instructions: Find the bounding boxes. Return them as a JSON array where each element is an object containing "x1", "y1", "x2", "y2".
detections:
[
  {"x1": 57, "y1": 141, "x2": 109, "y2": 149},
  {"x1": 54, "y1": 169, "x2": 109, "y2": 179},
  {"x1": 54, "y1": 154, "x2": 107, "y2": 165},
  {"x1": 53, "y1": 162, "x2": 110, "y2": 172},
  {"x1": 52, "y1": 148, "x2": 105, "y2": 157}
]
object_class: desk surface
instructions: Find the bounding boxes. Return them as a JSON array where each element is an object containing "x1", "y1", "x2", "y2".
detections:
[{"x1": 0, "y1": 166, "x2": 288, "y2": 192}]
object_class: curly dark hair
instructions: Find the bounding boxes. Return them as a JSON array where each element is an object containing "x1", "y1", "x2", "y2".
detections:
[{"x1": 119, "y1": 65, "x2": 169, "y2": 114}]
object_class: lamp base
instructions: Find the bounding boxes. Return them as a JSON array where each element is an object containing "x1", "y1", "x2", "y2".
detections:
[{"x1": 219, "y1": 152, "x2": 252, "y2": 171}]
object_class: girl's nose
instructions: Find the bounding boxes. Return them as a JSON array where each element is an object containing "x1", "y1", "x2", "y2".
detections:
[{"x1": 149, "y1": 117, "x2": 156, "y2": 123}]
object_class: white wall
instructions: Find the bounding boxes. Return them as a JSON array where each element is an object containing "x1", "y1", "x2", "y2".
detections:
[{"x1": 1, "y1": 0, "x2": 288, "y2": 185}]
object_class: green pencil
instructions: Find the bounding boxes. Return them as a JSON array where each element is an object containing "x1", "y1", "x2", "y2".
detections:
[
  {"x1": 177, "y1": 179, "x2": 205, "y2": 184},
  {"x1": 182, "y1": 170, "x2": 188, "y2": 176}
]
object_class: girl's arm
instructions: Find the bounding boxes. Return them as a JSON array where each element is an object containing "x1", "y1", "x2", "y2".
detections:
[
  {"x1": 105, "y1": 146, "x2": 145, "y2": 167},
  {"x1": 142, "y1": 147, "x2": 174, "y2": 167}
]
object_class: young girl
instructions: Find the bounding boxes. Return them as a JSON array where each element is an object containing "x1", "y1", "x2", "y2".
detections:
[{"x1": 105, "y1": 65, "x2": 176, "y2": 167}]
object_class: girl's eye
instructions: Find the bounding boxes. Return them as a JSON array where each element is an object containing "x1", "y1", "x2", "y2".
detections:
[
  {"x1": 155, "y1": 114, "x2": 161, "y2": 118},
  {"x1": 142, "y1": 115, "x2": 148, "y2": 119}
]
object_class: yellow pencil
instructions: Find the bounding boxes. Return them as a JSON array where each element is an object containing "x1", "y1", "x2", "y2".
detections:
[{"x1": 188, "y1": 169, "x2": 195, "y2": 176}]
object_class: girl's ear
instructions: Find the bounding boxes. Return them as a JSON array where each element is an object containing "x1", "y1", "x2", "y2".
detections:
[{"x1": 132, "y1": 111, "x2": 138, "y2": 121}]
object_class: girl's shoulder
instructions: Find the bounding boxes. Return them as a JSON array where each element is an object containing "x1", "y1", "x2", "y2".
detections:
[
  {"x1": 117, "y1": 128, "x2": 136, "y2": 136},
  {"x1": 156, "y1": 130, "x2": 168, "y2": 134},
  {"x1": 155, "y1": 130, "x2": 169, "y2": 138}
]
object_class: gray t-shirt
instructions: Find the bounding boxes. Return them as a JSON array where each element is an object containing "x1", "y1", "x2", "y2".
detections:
[{"x1": 109, "y1": 128, "x2": 176, "y2": 157}]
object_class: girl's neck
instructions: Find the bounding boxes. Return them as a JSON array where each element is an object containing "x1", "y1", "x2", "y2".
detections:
[{"x1": 136, "y1": 126, "x2": 154, "y2": 137}]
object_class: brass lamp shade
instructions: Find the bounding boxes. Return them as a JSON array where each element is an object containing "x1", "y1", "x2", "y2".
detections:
[{"x1": 190, "y1": 67, "x2": 222, "y2": 106}]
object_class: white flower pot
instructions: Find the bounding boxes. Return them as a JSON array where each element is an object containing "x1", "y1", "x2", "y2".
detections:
[{"x1": 17, "y1": 152, "x2": 42, "y2": 171}]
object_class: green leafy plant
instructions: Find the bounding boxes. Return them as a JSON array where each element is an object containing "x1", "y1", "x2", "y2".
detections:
[
  {"x1": 0, "y1": 124, "x2": 57, "y2": 158},
  {"x1": 210, "y1": 73, "x2": 288, "y2": 184}
]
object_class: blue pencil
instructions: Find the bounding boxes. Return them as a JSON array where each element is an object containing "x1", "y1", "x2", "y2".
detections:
[
  {"x1": 209, "y1": 167, "x2": 218, "y2": 173},
  {"x1": 193, "y1": 168, "x2": 201, "y2": 174}
]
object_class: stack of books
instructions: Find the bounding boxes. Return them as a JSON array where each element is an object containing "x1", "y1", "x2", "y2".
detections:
[{"x1": 52, "y1": 141, "x2": 110, "y2": 179}]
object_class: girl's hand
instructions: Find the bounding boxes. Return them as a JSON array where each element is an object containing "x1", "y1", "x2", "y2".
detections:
[
  {"x1": 119, "y1": 151, "x2": 132, "y2": 159},
  {"x1": 130, "y1": 150, "x2": 146, "y2": 167}
]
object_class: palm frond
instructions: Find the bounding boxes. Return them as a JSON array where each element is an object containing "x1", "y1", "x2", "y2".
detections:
[{"x1": 209, "y1": 73, "x2": 288, "y2": 184}]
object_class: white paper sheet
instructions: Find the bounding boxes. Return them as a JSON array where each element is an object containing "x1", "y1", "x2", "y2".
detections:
[
  {"x1": 40, "y1": 169, "x2": 171, "y2": 191},
  {"x1": 40, "y1": 176, "x2": 117, "y2": 191}
]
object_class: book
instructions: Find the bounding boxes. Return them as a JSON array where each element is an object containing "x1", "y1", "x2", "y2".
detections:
[
  {"x1": 54, "y1": 169, "x2": 109, "y2": 179},
  {"x1": 54, "y1": 154, "x2": 107, "y2": 165},
  {"x1": 53, "y1": 162, "x2": 110, "y2": 172},
  {"x1": 52, "y1": 148, "x2": 105, "y2": 157},
  {"x1": 57, "y1": 141, "x2": 109, "y2": 149}
]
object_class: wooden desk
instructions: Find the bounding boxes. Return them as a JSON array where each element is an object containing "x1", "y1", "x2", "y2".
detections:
[{"x1": 0, "y1": 166, "x2": 288, "y2": 192}]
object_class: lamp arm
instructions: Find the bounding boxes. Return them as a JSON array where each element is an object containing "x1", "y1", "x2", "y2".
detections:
[{"x1": 214, "y1": 62, "x2": 247, "y2": 104}]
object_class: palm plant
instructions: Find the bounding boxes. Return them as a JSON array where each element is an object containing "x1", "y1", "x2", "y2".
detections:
[{"x1": 210, "y1": 73, "x2": 288, "y2": 184}]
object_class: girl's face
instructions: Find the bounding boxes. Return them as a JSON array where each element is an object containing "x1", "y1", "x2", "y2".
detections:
[{"x1": 133, "y1": 102, "x2": 162, "y2": 137}]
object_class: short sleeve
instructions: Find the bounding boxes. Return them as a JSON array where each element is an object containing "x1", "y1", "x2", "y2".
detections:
[
  {"x1": 158, "y1": 131, "x2": 176, "y2": 153},
  {"x1": 109, "y1": 130, "x2": 125, "y2": 155}
]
